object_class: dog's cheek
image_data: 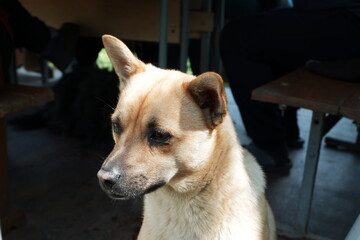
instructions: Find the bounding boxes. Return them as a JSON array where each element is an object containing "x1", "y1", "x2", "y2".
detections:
[
  {"x1": 152, "y1": 155, "x2": 178, "y2": 183},
  {"x1": 174, "y1": 133, "x2": 214, "y2": 170}
]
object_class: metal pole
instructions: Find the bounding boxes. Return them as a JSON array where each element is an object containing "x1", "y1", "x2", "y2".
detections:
[
  {"x1": 179, "y1": 0, "x2": 189, "y2": 72},
  {"x1": 159, "y1": 0, "x2": 169, "y2": 68},
  {"x1": 199, "y1": 0, "x2": 212, "y2": 73},
  {"x1": 212, "y1": 0, "x2": 225, "y2": 73},
  {"x1": 295, "y1": 111, "x2": 325, "y2": 235}
]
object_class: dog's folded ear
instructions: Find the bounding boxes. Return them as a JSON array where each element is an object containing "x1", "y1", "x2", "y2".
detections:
[
  {"x1": 186, "y1": 72, "x2": 227, "y2": 129},
  {"x1": 102, "y1": 35, "x2": 145, "y2": 88}
]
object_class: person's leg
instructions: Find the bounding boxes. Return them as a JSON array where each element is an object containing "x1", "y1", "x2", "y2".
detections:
[{"x1": 220, "y1": 8, "x2": 360, "y2": 165}]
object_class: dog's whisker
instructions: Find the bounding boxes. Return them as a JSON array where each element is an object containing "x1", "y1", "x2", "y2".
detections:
[{"x1": 96, "y1": 97, "x2": 116, "y2": 111}]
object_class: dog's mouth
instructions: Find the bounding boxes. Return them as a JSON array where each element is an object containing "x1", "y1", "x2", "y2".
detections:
[
  {"x1": 107, "y1": 191, "x2": 130, "y2": 200},
  {"x1": 143, "y1": 181, "x2": 166, "y2": 195},
  {"x1": 104, "y1": 181, "x2": 167, "y2": 200}
]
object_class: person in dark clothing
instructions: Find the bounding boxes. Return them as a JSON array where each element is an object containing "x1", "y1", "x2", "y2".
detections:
[
  {"x1": 0, "y1": 0, "x2": 78, "y2": 77},
  {"x1": 220, "y1": 0, "x2": 360, "y2": 170}
]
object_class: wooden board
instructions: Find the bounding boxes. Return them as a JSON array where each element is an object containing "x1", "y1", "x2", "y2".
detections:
[
  {"x1": 0, "y1": 85, "x2": 54, "y2": 118},
  {"x1": 20, "y1": 0, "x2": 213, "y2": 43},
  {"x1": 339, "y1": 86, "x2": 360, "y2": 122},
  {"x1": 251, "y1": 68, "x2": 357, "y2": 115}
]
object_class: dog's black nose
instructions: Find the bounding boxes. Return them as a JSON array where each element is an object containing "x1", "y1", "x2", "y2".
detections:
[
  {"x1": 103, "y1": 178, "x2": 115, "y2": 190},
  {"x1": 97, "y1": 168, "x2": 121, "y2": 191}
]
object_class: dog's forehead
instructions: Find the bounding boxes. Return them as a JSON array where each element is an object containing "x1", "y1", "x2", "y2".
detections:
[{"x1": 113, "y1": 65, "x2": 194, "y2": 123}]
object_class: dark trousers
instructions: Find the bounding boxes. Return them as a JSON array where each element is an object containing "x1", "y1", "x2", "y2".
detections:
[{"x1": 220, "y1": 8, "x2": 360, "y2": 153}]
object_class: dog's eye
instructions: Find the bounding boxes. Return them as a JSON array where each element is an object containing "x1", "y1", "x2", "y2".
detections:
[
  {"x1": 112, "y1": 122, "x2": 122, "y2": 135},
  {"x1": 148, "y1": 130, "x2": 172, "y2": 145}
]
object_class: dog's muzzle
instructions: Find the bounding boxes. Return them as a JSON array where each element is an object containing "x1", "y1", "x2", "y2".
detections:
[
  {"x1": 97, "y1": 166, "x2": 166, "y2": 200},
  {"x1": 97, "y1": 168, "x2": 128, "y2": 200}
]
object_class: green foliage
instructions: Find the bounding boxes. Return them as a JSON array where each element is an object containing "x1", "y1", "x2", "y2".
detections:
[
  {"x1": 96, "y1": 48, "x2": 113, "y2": 71},
  {"x1": 96, "y1": 48, "x2": 194, "y2": 75}
]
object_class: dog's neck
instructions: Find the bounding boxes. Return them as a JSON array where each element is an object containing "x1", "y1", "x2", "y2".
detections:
[{"x1": 140, "y1": 115, "x2": 263, "y2": 239}]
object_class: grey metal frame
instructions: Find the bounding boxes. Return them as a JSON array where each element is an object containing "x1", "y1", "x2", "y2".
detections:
[
  {"x1": 295, "y1": 111, "x2": 325, "y2": 234},
  {"x1": 159, "y1": 0, "x2": 225, "y2": 74},
  {"x1": 212, "y1": 0, "x2": 225, "y2": 73},
  {"x1": 199, "y1": 0, "x2": 212, "y2": 73},
  {"x1": 179, "y1": 0, "x2": 189, "y2": 72},
  {"x1": 295, "y1": 113, "x2": 343, "y2": 236},
  {"x1": 159, "y1": 0, "x2": 169, "y2": 69}
]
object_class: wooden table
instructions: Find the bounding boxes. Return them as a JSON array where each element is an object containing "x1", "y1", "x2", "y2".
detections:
[
  {"x1": 252, "y1": 68, "x2": 360, "y2": 239},
  {"x1": 19, "y1": 0, "x2": 225, "y2": 72},
  {"x1": 0, "y1": 85, "x2": 54, "y2": 233}
]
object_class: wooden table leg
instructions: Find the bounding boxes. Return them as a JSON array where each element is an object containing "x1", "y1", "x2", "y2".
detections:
[
  {"x1": 0, "y1": 118, "x2": 26, "y2": 233},
  {"x1": 0, "y1": 117, "x2": 9, "y2": 217}
]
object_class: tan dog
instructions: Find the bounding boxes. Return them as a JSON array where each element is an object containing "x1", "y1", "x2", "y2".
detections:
[{"x1": 97, "y1": 35, "x2": 276, "y2": 240}]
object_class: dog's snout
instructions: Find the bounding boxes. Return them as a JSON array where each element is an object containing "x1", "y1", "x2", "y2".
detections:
[{"x1": 97, "y1": 168, "x2": 121, "y2": 191}]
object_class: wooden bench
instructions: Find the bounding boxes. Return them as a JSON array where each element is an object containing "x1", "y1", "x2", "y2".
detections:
[
  {"x1": 252, "y1": 68, "x2": 360, "y2": 238},
  {"x1": 0, "y1": 84, "x2": 53, "y2": 234}
]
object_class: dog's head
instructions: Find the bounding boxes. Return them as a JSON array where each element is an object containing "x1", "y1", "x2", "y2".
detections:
[{"x1": 97, "y1": 35, "x2": 228, "y2": 200}]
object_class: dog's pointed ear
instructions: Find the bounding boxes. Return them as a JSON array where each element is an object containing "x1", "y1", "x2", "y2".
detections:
[
  {"x1": 186, "y1": 72, "x2": 227, "y2": 129},
  {"x1": 102, "y1": 35, "x2": 145, "y2": 87}
]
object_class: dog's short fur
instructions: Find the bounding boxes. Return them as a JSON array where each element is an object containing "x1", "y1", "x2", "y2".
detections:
[{"x1": 97, "y1": 35, "x2": 276, "y2": 240}]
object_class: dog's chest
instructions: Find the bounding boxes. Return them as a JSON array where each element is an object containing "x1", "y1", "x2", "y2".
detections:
[
  {"x1": 140, "y1": 193, "x2": 238, "y2": 240},
  {"x1": 139, "y1": 185, "x2": 266, "y2": 240}
]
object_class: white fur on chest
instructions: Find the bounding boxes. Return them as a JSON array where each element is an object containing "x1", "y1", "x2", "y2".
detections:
[{"x1": 137, "y1": 155, "x2": 265, "y2": 240}]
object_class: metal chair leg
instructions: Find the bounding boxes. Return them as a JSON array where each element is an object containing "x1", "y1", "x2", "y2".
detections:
[{"x1": 295, "y1": 111, "x2": 325, "y2": 234}]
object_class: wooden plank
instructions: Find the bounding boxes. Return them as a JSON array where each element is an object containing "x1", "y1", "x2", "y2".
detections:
[
  {"x1": 189, "y1": 0, "x2": 202, "y2": 10},
  {"x1": 20, "y1": 0, "x2": 213, "y2": 43},
  {"x1": 339, "y1": 86, "x2": 360, "y2": 122},
  {"x1": 189, "y1": 11, "x2": 213, "y2": 34},
  {"x1": 0, "y1": 85, "x2": 54, "y2": 118},
  {"x1": 251, "y1": 69, "x2": 357, "y2": 115}
]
